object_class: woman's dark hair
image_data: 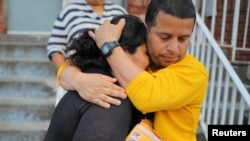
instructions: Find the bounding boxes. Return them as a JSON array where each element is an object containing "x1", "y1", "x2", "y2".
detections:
[
  {"x1": 67, "y1": 14, "x2": 147, "y2": 75},
  {"x1": 112, "y1": 15, "x2": 147, "y2": 54}
]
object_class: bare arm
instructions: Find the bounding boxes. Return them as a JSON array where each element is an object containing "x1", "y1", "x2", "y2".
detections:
[
  {"x1": 59, "y1": 64, "x2": 127, "y2": 108},
  {"x1": 107, "y1": 47, "x2": 144, "y2": 88},
  {"x1": 51, "y1": 53, "x2": 65, "y2": 69},
  {"x1": 89, "y1": 19, "x2": 145, "y2": 88}
]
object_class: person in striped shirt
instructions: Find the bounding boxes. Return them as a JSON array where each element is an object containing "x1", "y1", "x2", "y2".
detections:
[
  {"x1": 47, "y1": 0, "x2": 127, "y2": 69},
  {"x1": 47, "y1": 0, "x2": 127, "y2": 104}
]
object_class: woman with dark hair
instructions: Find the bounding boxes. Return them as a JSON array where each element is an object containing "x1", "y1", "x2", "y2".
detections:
[{"x1": 44, "y1": 15, "x2": 149, "y2": 141}]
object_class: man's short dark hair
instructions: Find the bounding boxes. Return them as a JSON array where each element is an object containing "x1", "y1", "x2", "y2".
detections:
[{"x1": 145, "y1": 0, "x2": 196, "y2": 29}]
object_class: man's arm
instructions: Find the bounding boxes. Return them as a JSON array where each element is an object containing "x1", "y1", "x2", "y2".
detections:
[
  {"x1": 59, "y1": 64, "x2": 127, "y2": 108},
  {"x1": 106, "y1": 47, "x2": 144, "y2": 88},
  {"x1": 89, "y1": 19, "x2": 145, "y2": 88}
]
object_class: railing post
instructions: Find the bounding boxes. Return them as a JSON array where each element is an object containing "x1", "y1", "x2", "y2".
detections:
[
  {"x1": 243, "y1": 0, "x2": 250, "y2": 48},
  {"x1": 220, "y1": 0, "x2": 228, "y2": 44},
  {"x1": 209, "y1": 0, "x2": 217, "y2": 36},
  {"x1": 231, "y1": 0, "x2": 241, "y2": 61}
]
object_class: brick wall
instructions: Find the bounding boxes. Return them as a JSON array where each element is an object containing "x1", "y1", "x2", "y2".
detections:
[
  {"x1": 213, "y1": 0, "x2": 250, "y2": 61},
  {"x1": 0, "y1": 0, "x2": 6, "y2": 34}
]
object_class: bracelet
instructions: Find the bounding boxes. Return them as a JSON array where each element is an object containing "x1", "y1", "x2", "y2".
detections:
[{"x1": 57, "y1": 61, "x2": 71, "y2": 81}]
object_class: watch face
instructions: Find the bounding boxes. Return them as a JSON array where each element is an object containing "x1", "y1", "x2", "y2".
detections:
[
  {"x1": 101, "y1": 41, "x2": 120, "y2": 56},
  {"x1": 102, "y1": 45, "x2": 110, "y2": 56}
]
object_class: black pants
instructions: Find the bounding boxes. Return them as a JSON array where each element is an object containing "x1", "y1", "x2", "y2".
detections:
[{"x1": 44, "y1": 91, "x2": 142, "y2": 141}]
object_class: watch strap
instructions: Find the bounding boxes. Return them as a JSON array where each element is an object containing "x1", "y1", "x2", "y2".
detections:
[{"x1": 100, "y1": 41, "x2": 120, "y2": 57}]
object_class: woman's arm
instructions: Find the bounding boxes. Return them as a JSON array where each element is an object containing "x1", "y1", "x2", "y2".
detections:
[{"x1": 59, "y1": 64, "x2": 127, "y2": 108}]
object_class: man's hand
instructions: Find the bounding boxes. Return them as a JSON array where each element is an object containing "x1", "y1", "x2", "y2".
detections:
[
  {"x1": 60, "y1": 65, "x2": 126, "y2": 109},
  {"x1": 88, "y1": 18, "x2": 126, "y2": 48}
]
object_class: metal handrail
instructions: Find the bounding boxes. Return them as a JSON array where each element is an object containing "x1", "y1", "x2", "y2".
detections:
[{"x1": 189, "y1": 14, "x2": 250, "y2": 140}]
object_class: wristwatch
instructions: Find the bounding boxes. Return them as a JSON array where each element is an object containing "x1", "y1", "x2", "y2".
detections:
[{"x1": 100, "y1": 41, "x2": 120, "y2": 57}]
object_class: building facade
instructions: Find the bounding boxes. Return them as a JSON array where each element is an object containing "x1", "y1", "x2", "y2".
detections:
[{"x1": 0, "y1": 0, "x2": 249, "y2": 62}]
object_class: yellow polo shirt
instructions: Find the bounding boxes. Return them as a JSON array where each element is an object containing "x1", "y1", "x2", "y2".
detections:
[{"x1": 126, "y1": 53, "x2": 209, "y2": 141}]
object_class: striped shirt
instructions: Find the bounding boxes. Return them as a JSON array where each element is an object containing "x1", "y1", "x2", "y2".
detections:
[{"x1": 47, "y1": 0, "x2": 127, "y2": 60}]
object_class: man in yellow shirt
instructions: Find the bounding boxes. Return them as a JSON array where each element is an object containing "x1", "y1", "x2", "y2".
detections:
[{"x1": 59, "y1": 0, "x2": 209, "y2": 140}]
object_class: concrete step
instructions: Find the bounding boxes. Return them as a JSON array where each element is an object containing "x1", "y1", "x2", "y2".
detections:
[
  {"x1": 0, "y1": 44, "x2": 48, "y2": 60},
  {"x1": 232, "y1": 63, "x2": 250, "y2": 85},
  {"x1": 0, "y1": 59, "x2": 56, "y2": 77},
  {"x1": 0, "y1": 34, "x2": 49, "y2": 44},
  {"x1": 196, "y1": 133, "x2": 206, "y2": 141},
  {"x1": 0, "y1": 121, "x2": 50, "y2": 132},
  {"x1": 0, "y1": 75, "x2": 55, "y2": 83},
  {"x1": 0, "y1": 98, "x2": 55, "y2": 121},
  {"x1": 0, "y1": 34, "x2": 54, "y2": 141},
  {"x1": 0, "y1": 35, "x2": 49, "y2": 60},
  {"x1": 0, "y1": 98, "x2": 54, "y2": 141},
  {"x1": 0, "y1": 98, "x2": 55, "y2": 106},
  {"x1": 0, "y1": 121, "x2": 49, "y2": 141},
  {"x1": 0, "y1": 76, "x2": 56, "y2": 98}
]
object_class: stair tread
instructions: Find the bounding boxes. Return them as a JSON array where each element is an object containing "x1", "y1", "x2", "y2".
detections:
[
  {"x1": 0, "y1": 35, "x2": 57, "y2": 137},
  {"x1": 0, "y1": 75, "x2": 55, "y2": 83},
  {"x1": 0, "y1": 76, "x2": 56, "y2": 89},
  {"x1": 0, "y1": 121, "x2": 50, "y2": 131},
  {"x1": 0, "y1": 97, "x2": 56, "y2": 105},
  {"x1": 0, "y1": 34, "x2": 49, "y2": 45},
  {"x1": 0, "y1": 57, "x2": 49, "y2": 62}
]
